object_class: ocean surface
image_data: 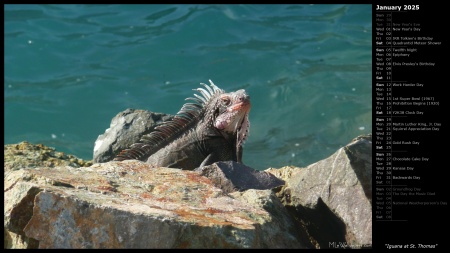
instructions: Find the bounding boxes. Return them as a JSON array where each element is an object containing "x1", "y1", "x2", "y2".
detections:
[{"x1": 4, "y1": 4, "x2": 372, "y2": 170}]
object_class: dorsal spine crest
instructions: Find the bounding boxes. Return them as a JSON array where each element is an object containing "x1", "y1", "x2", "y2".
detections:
[{"x1": 114, "y1": 80, "x2": 223, "y2": 161}]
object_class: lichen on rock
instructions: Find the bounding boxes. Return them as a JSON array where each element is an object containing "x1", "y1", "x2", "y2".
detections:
[{"x1": 4, "y1": 141, "x2": 93, "y2": 171}]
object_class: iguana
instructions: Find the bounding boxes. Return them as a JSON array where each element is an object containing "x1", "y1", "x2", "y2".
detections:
[{"x1": 114, "y1": 80, "x2": 251, "y2": 170}]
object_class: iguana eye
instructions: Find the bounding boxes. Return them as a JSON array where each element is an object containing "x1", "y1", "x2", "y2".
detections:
[{"x1": 221, "y1": 97, "x2": 231, "y2": 106}]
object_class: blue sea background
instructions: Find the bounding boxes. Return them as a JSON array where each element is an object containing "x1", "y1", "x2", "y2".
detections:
[{"x1": 4, "y1": 4, "x2": 372, "y2": 170}]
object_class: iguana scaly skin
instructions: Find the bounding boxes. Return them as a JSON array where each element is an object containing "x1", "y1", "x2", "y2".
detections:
[{"x1": 114, "y1": 80, "x2": 251, "y2": 170}]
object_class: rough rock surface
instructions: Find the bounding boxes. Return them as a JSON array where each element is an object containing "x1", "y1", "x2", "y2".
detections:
[
  {"x1": 4, "y1": 141, "x2": 92, "y2": 171},
  {"x1": 195, "y1": 161, "x2": 285, "y2": 193},
  {"x1": 265, "y1": 166, "x2": 299, "y2": 182},
  {"x1": 93, "y1": 109, "x2": 173, "y2": 163},
  {"x1": 4, "y1": 160, "x2": 311, "y2": 249},
  {"x1": 274, "y1": 134, "x2": 372, "y2": 249},
  {"x1": 4, "y1": 133, "x2": 372, "y2": 249}
]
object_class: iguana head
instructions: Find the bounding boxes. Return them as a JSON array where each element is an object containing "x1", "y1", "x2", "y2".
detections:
[
  {"x1": 213, "y1": 89, "x2": 250, "y2": 143},
  {"x1": 192, "y1": 80, "x2": 251, "y2": 147}
]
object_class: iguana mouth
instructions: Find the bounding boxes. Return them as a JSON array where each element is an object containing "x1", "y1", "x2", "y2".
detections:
[{"x1": 228, "y1": 100, "x2": 250, "y2": 112}]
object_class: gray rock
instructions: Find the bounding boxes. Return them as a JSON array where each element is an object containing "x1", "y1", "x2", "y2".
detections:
[
  {"x1": 276, "y1": 134, "x2": 372, "y2": 249},
  {"x1": 4, "y1": 161, "x2": 310, "y2": 248},
  {"x1": 4, "y1": 134, "x2": 372, "y2": 249},
  {"x1": 195, "y1": 161, "x2": 285, "y2": 193},
  {"x1": 93, "y1": 109, "x2": 173, "y2": 163},
  {"x1": 229, "y1": 189, "x2": 313, "y2": 248}
]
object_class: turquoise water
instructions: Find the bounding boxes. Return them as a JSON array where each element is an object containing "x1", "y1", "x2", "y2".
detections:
[{"x1": 4, "y1": 4, "x2": 372, "y2": 170}]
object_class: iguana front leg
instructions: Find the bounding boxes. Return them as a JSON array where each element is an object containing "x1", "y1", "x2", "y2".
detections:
[
  {"x1": 237, "y1": 145, "x2": 243, "y2": 163},
  {"x1": 199, "y1": 153, "x2": 219, "y2": 168},
  {"x1": 199, "y1": 146, "x2": 235, "y2": 167}
]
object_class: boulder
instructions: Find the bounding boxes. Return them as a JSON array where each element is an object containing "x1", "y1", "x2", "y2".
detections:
[
  {"x1": 4, "y1": 141, "x2": 92, "y2": 171},
  {"x1": 273, "y1": 134, "x2": 372, "y2": 249},
  {"x1": 4, "y1": 134, "x2": 372, "y2": 249},
  {"x1": 195, "y1": 161, "x2": 285, "y2": 193},
  {"x1": 93, "y1": 109, "x2": 173, "y2": 163},
  {"x1": 4, "y1": 160, "x2": 311, "y2": 248}
]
